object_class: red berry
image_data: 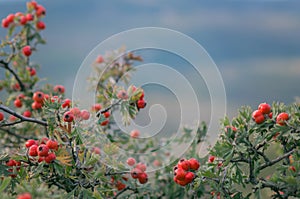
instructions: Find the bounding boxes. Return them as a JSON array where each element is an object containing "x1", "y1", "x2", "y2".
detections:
[
  {"x1": 208, "y1": 155, "x2": 215, "y2": 163},
  {"x1": 54, "y1": 85, "x2": 65, "y2": 94},
  {"x1": 130, "y1": 129, "x2": 140, "y2": 138},
  {"x1": 26, "y1": 67, "x2": 36, "y2": 76},
  {"x1": 40, "y1": 137, "x2": 49, "y2": 144},
  {"x1": 126, "y1": 157, "x2": 136, "y2": 166},
  {"x1": 25, "y1": 139, "x2": 37, "y2": 148},
  {"x1": 32, "y1": 101, "x2": 42, "y2": 110},
  {"x1": 6, "y1": 159, "x2": 17, "y2": 167},
  {"x1": 188, "y1": 158, "x2": 200, "y2": 170},
  {"x1": 28, "y1": 145, "x2": 38, "y2": 156},
  {"x1": 136, "y1": 162, "x2": 147, "y2": 172},
  {"x1": 19, "y1": 15, "x2": 27, "y2": 25},
  {"x1": 100, "y1": 120, "x2": 109, "y2": 126},
  {"x1": 46, "y1": 139, "x2": 58, "y2": 150},
  {"x1": 258, "y1": 103, "x2": 271, "y2": 114},
  {"x1": 17, "y1": 193, "x2": 32, "y2": 199},
  {"x1": 116, "y1": 181, "x2": 126, "y2": 191},
  {"x1": 27, "y1": 1, "x2": 38, "y2": 10},
  {"x1": 178, "y1": 159, "x2": 190, "y2": 171},
  {"x1": 36, "y1": 5, "x2": 46, "y2": 17},
  {"x1": 177, "y1": 179, "x2": 189, "y2": 186},
  {"x1": 185, "y1": 172, "x2": 195, "y2": 183},
  {"x1": 51, "y1": 95, "x2": 60, "y2": 103},
  {"x1": 63, "y1": 111, "x2": 74, "y2": 123},
  {"x1": 2, "y1": 18, "x2": 9, "y2": 28},
  {"x1": 62, "y1": 98, "x2": 71, "y2": 108},
  {"x1": 92, "y1": 147, "x2": 101, "y2": 154},
  {"x1": 37, "y1": 144, "x2": 49, "y2": 157},
  {"x1": 252, "y1": 110, "x2": 265, "y2": 124},
  {"x1": 117, "y1": 90, "x2": 128, "y2": 100},
  {"x1": 70, "y1": 107, "x2": 81, "y2": 118},
  {"x1": 289, "y1": 166, "x2": 296, "y2": 172},
  {"x1": 6, "y1": 14, "x2": 15, "y2": 23},
  {"x1": 44, "y1": 153, "x2": 56, "y2": 163},
  {"x1": 14, "y1": 99, "x2": 23, "y2": 108},
  {"x1": 96, "y1": 55, "x2": 104, "y2": 63},
  {"x1": 33, "y1": 91, "x2": 44, "y2": 103},
  {"x1": 103, "y1": 111, "x2": 110, "y2": 118},
  {"x1": 92, "y1": 104, "x2": 101, "y2": 112},
  {"x1": 80, "y1": 109, "x2": 90, "y2": 120},
  {"x1": 139, "y1": 91, "x2": 144, "y2": 100},
  {"x1": 268, "y1": 112, "x2": 273, "y2": 119},
  {"x1": 38, "y1": 157, "x2": 45, "y2": 163},
  {"x1": 276, "y1": 112, "x2": 289, "y2": 126},
  {"x1": 0, "y1": 112, "x2": 4, "y2": 121},
  {"x1": 36, "y1": 21, "x2": 45, "y2": 30},
  {"x1": 131, "y1": 168, "x2": 142, "y2": 179},
  {"x1": 175, "y1": 168, "x2": 186, "y2": 181},
  {"x1": 26, "y1": 13, "x2": 34, "y2": 21},
  {"x1": 138, "y1": 172, "x2": 148, "y2": 184},
  {"x1": 9, "y1": 115, "x2": 17, "y2": 122},
  {"x1": 22, "y1": 45, "x2": 32, "y2": 57},
  {"x1": 23, "y1": 110, "x2": 31, "y2": 118},
  {"x1": 137, "y1": 99, "x2": 146, "y2": 109}
]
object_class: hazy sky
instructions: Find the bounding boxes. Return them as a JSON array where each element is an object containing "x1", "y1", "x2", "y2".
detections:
[{"x1": 0, "y1": 0, "x2": 300, "y2": 120}]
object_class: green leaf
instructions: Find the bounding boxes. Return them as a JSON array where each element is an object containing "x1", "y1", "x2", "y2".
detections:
[{"x1": 0, "y1": 178, "x2": 11, "y2": 193}]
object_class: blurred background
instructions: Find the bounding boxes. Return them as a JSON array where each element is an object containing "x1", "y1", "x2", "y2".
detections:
[{"x1": 0, "y1": 0, "x2": 300, "y2": 121}]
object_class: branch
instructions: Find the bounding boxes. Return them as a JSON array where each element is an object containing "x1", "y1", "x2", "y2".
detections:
[
  {"x1": 96, "y1": 99, "x2": 122, "y2": 117},
  {"x1": 0, "y1": 104, "x2": 48, "y2": 126},
  {"x1": 258, "y1": 149, "x2": 295, "y2": 170},
  {"x1": 0, "y1": 60, "x2": 26, "y2": 91},
  {"x1": 0, "y1": 127, "x2": 34, "y2": 140}
]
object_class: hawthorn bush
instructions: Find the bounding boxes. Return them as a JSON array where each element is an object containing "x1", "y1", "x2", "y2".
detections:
[{"x1": 0, "y1": 1, "x2": 299, "y2": 199}]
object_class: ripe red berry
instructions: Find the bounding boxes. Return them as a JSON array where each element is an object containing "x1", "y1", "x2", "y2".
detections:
[
  {"x1": 126, "y1": 157, "x2": 136, "y2": 166},
  {"x1": 45, "y1": 153, "x2": 56, "y2": 163},
  {"x1": 36, "y1": 5, "x2": 46, "y2": 17},
  {"x1": 103, "y1": 111, "x2": 110, "y2": 118},
  {"x1": 178, "y1": 159, "x2": 190, "y2": 171},
  {"x1": 137, "y1": 99, "x2": 146, "y2": 109},
  {"x1": 136, "y1": 162, "x2": 147, "y2": 172},
  {"x1": 139, "y1": 91, "x2": 144, "y2": 100},
  {"x1": 63, "y1": 111, "x2": 74, "y2": 123},
  {"x1": 258, "y1": 103, "x2": 271, "y2": 114},
  {"x1": 252, "y1": 110, "x2": 265, "y2": 124},
  {"x1": 2, "y1": 18, "x2": 9, "y2": 28},
  {"x1": 175, "y1": 168, "x2": 186, "y2": 181},
  {"x1": 80, "y1": 110, "x2": 90, "y2": 120},
  {"x1": 0, "y1": 112, "x2": 4, "y2": 121},
  {"x1": 6, "y1": 14, "x2": 15, "y2": 23},
  {"x1": 23, "y1": 110, "x2": 31, "y2": 118},
  {"x1": 276, "y1": 112, "x2": 289, "y2": 126},
  {"x1": 32, "y1": 101, "x2": 42, "y2": 110},
  {"x1": 130, "y1": 129, "x2": 140, "y2": 138},
  {"x1": 62, "y1": 98, "x2": 71, "y2": 108},
  {"x1": 188, "y1": 158, "x2": 200, "y2": 170},
  {"x1": 185, "y1": 172, "x2": 195, "y2": 183},
  {"x1": 33, "y1": 91, "x2": 44, "y2": 103},
  {"x1": 53, "y1": 85, "x2": 65, "y2": 94},
  {"x1": 17, "y1": 193, "x2": 32, "y2": 199},
  {"x1": 208, "y1": 155, "x2": 215, "y2": 163},
  {"x1": 19, "y1": 15, "x2": 27, "y2": 25},
  {"x1": 26, "y1": 13, "x2": 34, "y2": 21},
  {"x1": 138, "y1": 172, "x2": 148, "y2": 184},
  {"x1": 70, "y1": 107, "x2": 81, "y2": 118},
  {"x1": 38, "y1": 157, "x2": 45, "y2": 163},
  {"x1": 22, "y1": 45, "x2": 32, "y2": 57},
  {"x1": 26, "y1": 67, "x2": 36, "y2": 76},
  {"x1": 255, "y1": 115, "x2": 265, "y2": 124},
  {"x1": 268, "y1": 112, "x2": 273, "y2": 119},
  {"x1": 37, "y1": 144, "x2": 49, "y2": 157},
  {"x1": 46, "y1": 139, "x2": 58, "y2": 150},
  {"x1": 9, "y1": 115, "x2": 17, "y2": 122},
  {"x1": 131, "y1": 168, "x2": 142, "y2": 179},
  {"x1": 25, "y1": 139, "x2": 37, "y2": 148},
  {"x1": 92, "y1": 103, "x2": 101, "y2": 112},
  {"x1": 40, "y1": 137, "x2": 49, "y2": 144},
  {"x1": 36, "y1": 21, "x2": 45, "y2": 30},
  {"x1": 116, "y1": 181, "x2": 126, "y2": 191},
  {"x1": 28, "y1": 145, "x2": 38, "y2": 156},
  {"x1": 14, "y1": 99, "x2": 23, "y2": 108},
  {"x1": 6, "y1": 159, "x2": 17, "y2": 167},
  {"x1": 96, "y1": 55, "x2": 104, "y2": 63},
  {"x1": 100, "y1": 120, "x2": 109, "y2": 126}
]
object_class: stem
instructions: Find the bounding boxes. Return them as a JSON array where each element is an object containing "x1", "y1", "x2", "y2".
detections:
[
  {"x1": 96, "y1": 99, "x2": 122, "y2": 117},
  {"x1": 0, "y1": 104, "x2": 48, "y2": 127},
  {"x1": 258, "y1": 149, "x2": 295, "y2": 170},
  {"x1": 0, "y1": 60, "x2": 26, "y2": 91}
]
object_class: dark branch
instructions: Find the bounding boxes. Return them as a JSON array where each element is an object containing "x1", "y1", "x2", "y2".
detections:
[
  {"x1": 96, "y1": 99, "x2": 122, "y2": 117},
  {"x1": 0, "y1": 104, "x2": 48, "y2": 126},
  {"x1": 0, "y1": 60, "x2": 26, "y2": 91},
  {"x1": 258, "y1": 149, "x2": 295, "y2": 170}
]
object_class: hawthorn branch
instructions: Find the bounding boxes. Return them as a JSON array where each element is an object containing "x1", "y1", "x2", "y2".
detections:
[
  {"x1": 96, "y1": 99, "x2": 122, "y2": 117},
  {"x1": 258, "y1": 149, "x2": 295, "y2": 170},
  {"x1": 0, "y1": 60, "x2": 26, "y2": 91},
  {"x1": 0, "y1": 104, "x2": 48, "y2": 126}
]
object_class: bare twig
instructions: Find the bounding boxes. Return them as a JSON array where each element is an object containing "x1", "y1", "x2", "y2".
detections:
[
  {"x1": 0, "y1": 60, "x2": 26, "y2": 91},
  {"x1": 0, "y1": 104, "x2": 48, "y2": 126},
  {"x1": 96, "y1": 99, "x2": 122, "y2": 117}
]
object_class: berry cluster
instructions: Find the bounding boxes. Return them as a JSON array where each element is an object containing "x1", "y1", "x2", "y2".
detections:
[
  {"x1": 117, "y1": 85, "x2": 147, "y2": 110},
  {"x1": 63, "y1": 107, "x2": 91, "y2": 123},
  {"x1": 92, "y1": 104, "x2": 110, "y2": 126},
  {"x1": 252, "y1": 102, "x2": 289, "y2": 126},
  {"x1": 26, "y1": 138, "x2": 58, "y2": 164},
  {"x1": 6, "y1": 159, "x2": 21, "y2": 178},
  {"x1": 173, "y1": 158, "x2": 200, "y2": 186},
  {"x1": 2, "y1": 1, "x2": 45, "y2": 29},
  {"x1": 128, "y1": 158, "x2": 148, "y2": 184}
]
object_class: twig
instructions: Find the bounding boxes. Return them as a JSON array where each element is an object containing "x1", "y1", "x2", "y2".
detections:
[
  {"x1": 0, "y1": 127, "x2": 34, "y2": 140},
  {"x1": 258, "y1": 149, "x2": 295, "y2": 170},
  {"x1": 0, "y1": 104, "x2": 48, "y2": 126},
  {"x1": 96, "y1": 99, "x2": 122, "y2": 117},
  {"x1": 0, "y1": 60, "x2": 26, "y2": 91}
]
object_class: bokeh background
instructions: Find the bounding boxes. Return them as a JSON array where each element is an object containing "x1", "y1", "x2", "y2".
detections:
[{"x1": 1, "y1": 0, "x2": 300, "y2": 121}]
